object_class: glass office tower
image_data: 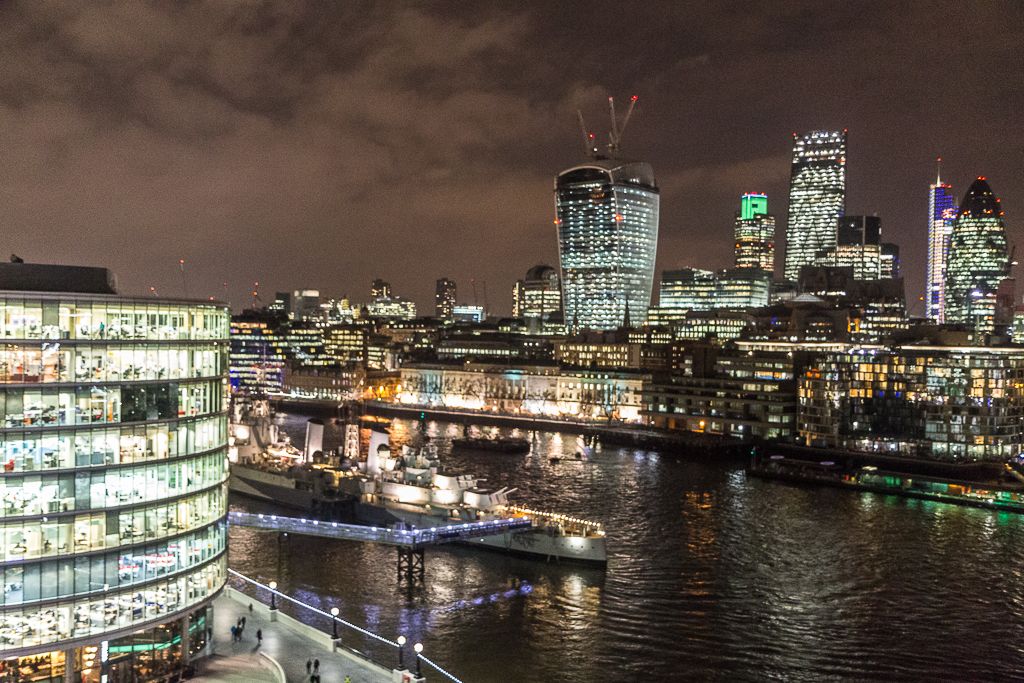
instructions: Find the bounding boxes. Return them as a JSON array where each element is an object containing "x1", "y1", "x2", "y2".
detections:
[
  {"x1": 926, "y1": 171, "x2": 956, "y2": 322},
  {"x1": 734, "y1": 193, "x2": 776, "y2": 271},
  {"x1": 945, "y1": 177, "x2": 1011, "y2": 334},
  {"x1": 556, "y1": 160, "x2": 660, "y2": 331},
  {"x1": 0, "y1": 264, "x2": 228, "y2": 681},
  {"x1": 784, "y1": 130, "x2": 847, "y2": 281}
]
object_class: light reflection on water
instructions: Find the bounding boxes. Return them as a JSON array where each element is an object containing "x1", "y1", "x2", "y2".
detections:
[{"x1": 228, "y1": 414, "x2": 1024, "y2": 681}]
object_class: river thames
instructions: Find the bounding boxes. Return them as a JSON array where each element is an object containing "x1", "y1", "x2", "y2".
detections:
[{"x1": 227, "y1": 414, "x2": 1024, "y2": 681}]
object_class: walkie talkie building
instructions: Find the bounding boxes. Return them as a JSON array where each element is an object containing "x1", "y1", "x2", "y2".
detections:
[{"x1": 555, "y1": 160, "x2": 660, "y2": 331}]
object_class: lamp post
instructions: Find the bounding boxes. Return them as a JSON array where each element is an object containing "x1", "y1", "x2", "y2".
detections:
[
  {"x1": 330, "y1": 607, "x2": 339, "y2": 639},
  {"x1": 268, "y1": 581, "x2": 278, "y2": 610},
  {"x1": 396, "y1": 635, "x2": 406, "y2": 670},
  {"x1": 414, "y1": 642, "x2": 423, "y2": 678}
]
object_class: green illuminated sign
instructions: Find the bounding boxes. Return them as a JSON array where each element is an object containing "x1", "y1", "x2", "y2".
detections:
[{"x1": 740, "y1": 194, "x2": 768, "y2": 220}]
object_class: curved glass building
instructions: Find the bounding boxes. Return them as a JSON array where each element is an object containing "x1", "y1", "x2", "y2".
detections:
[
  {"x1": 945, "y1": 177, "x2": 1010, "y2": 334},
  {"x1": 555, "y1": 160, "x2": 660, "y2": 331},
  {"x1": 0, "y1": 264, "x2": 228, "y2": 681}
]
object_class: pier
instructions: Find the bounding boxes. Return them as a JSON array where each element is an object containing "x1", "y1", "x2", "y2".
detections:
[{"x1": 228, "y1": 511, "x2": 534, "y2": 582}]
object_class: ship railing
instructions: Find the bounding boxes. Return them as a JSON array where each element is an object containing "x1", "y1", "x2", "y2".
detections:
[
  {"x1": 504, "y1": 505, "x2": 603, "y2": 533},
  {"x1": 227, "y1": 569, "x2": 465, "y2": 682}
]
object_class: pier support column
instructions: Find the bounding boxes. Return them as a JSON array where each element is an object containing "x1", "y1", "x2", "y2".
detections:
[{"x1": 396, "y1": 547, "x2": 425, "y2": 584}]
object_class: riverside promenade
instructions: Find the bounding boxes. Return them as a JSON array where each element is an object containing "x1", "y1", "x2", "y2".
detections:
[{"x1": 194, "y1": 588, "x2": 395, "y2": 683}]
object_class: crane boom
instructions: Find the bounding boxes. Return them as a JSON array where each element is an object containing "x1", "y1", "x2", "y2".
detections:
[
  {"x1": 618, "y1": 95, "x2": 638, "y2": 144},
  {"x1": 577, "y1": 110, "x2": 595, "y2": 158},
  {"x1": 608, "y1": 96, "x2": 619, "y2": 146}
]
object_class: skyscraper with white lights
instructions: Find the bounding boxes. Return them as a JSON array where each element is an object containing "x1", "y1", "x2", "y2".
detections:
[
  {"x1": 734, "y1": 193, "x2": 776, "y2": 272},
  {"x1": 784, "y1": 130, "x2": 847, "y2": 281},
  {"x1": 945, "y1": 177, "x2": 1011, "y2": 335},
  {"x1": 556, "y1": 160, "x2": 659, "y2": 331}
]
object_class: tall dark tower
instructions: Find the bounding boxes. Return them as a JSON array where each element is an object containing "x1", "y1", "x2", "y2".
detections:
[{"x1": 435, "y1": 278, "x2": 456, "y2": 321}]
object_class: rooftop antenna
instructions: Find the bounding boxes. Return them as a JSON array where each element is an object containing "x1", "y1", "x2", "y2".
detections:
[
  {"x1": 936, "y1": 156, "x2": 943, "y2": 185},
  {"x1": 607, "y1": 95, "x2": 638, "y2": 157},
  {"x1": 576, "y1": 110, "x2": 598, "y2": 158}
]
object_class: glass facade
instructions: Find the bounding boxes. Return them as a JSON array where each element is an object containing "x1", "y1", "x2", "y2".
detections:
[
  {"x1": 659, "y1": 268, "x2": 770, "y2": 322},
  {"x1": 926, "y1": 173, "x2": 956, "y2": 322},
  {"x1": 0, "y1": 292, "x2": 228, "y2": 664},
  {"x1": 784, "y1": 130, "x2": 847, "y2": 281},
  {"x1": 944, "y1": 177, "x2": 1010, "y2": 334},
  {"x1": 798, "y1": 345, "x2": 1024, "y2": 461},
  {"x1": 734, "y1": 193, "x2": 775, "y2": 271},
  {"x1": 556, "y1": 161, "x2": 659, "y2": 331}
]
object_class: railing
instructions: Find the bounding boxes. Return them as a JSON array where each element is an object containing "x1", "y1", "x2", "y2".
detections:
[
  {"x1": 228, "y1": 510, "x2": 533, "y2": 546},
  {"x1": 227, "y1": 569, "x2": 466, "y2": 682}
]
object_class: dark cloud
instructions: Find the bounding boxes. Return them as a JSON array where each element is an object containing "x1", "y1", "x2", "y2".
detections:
[{"x1": 0, "y1": 1, "x2": 1021, "y2": 314}]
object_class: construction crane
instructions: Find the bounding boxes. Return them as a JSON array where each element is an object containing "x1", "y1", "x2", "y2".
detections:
[
  {"x1": 576, "y1": 94, "x2": 640, "y2": 159},
  {"x1": 607, "y1": 95, "x2": 638, "y2": 157},
  {"x1": 577, "y1": 110, "x2": 599, "y2": 158}
]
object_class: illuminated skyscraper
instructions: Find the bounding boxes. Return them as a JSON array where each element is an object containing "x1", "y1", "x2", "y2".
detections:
[
  {"x1": 945, "y1": 177, "x2": 1011, "y2": 335},
  {"x1": 556, "y1": 160, "x2": 659, "y2": 330},
  {"x1": 784, "y1": 130, "x2": 847, "y2": 281},
  {"x1": 926, "y1": 163, "x2": 956, "y2": 321},
  {"x1": 734, "y1": 193, "x2": 776, "y2": 271},
  {"x1": 435, "y1": 278, "x2": 456, "y2": 321}
]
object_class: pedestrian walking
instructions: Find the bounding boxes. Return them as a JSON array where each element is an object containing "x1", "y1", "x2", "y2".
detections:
[
  {"x1": 241, "y1": 616, "x2": 247, "y2": 629},
  {"x1": 230, "y1": 625, "x2": 236, "y2": 642},
  {"x1": 256, "y1": 629, "x2": 262, "y2": 646},
  {"x1": 313, "y1": 659, "x2": 319, "y2": 673},
  {"x1": 306, "y1": 659, "x2": 312, "y2": 675}
]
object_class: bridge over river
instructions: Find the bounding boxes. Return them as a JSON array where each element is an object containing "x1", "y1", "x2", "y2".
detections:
[{"x1": 228, "y1": 511, "x2": 534, "y2": 582}]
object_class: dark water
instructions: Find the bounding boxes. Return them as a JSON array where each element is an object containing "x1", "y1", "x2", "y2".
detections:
[{"x1": 228, "y1": 415, "x2": 1024, "y2": 681}]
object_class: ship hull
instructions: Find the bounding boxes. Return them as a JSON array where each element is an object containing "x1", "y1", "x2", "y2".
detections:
[
  {"x1": 229, "y1": 465, "x2": 315, "y2": 510},
  {"x1": 364, "y1": 504, "x2": 608, "y2": 564}
]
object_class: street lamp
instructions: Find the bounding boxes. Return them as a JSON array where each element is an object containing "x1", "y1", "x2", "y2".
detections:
[
  {"x1": 268, "y1": 581, "x2": 278, "y2": 610},
  {"x1": 396, "y1": 635, "x2": 406, "y2": 669},
  {"x1": 330, "y1": 607, "x2": 340, "y2": 639},
  {"x1": 414, "y1": 642, "x2": 423, "y2": 678}
]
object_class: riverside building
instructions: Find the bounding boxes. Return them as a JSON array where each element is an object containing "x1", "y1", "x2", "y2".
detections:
[
  {"x1": 798, "y1": 344, "x2": 1024, "y2": 461},
  {"x1": 0, "y1": 263, "x2": 228, "y2": 680}
]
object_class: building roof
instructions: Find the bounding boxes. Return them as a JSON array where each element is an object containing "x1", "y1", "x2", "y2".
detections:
[
  {"x1": 555, "y1": 160, "x2": 657, "y2": 191},
  {"x1": 0, "y1": 262, "x2": 118, "y2": 294},
  {"x1": 959, "y1": 177, "x2": 1003, "y2": 219}
]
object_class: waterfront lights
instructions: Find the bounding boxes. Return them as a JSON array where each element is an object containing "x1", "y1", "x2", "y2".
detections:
[
  {"x1": 397, "y1": 634, "x2": 407, "y2": 669},
  {"x1": 331, "y1": 607, "x2": 340, "y2": 639},
  {"x1": 414, "y1": 642, "x2": 424, "y2": 677},
  {"x1": 269, "y1": 580, "x2": 278, "y2": 610}
]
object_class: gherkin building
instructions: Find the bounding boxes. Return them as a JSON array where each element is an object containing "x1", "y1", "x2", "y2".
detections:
[{"x1": 944, "y1": 177, "x2": 1010, "y2": 333}]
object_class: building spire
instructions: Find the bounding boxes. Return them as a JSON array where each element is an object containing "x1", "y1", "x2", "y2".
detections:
[{"x1": 936, "y1": 156, "x2": 943, "y2": 186}]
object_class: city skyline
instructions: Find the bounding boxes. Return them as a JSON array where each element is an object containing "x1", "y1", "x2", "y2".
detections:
[{"x1": 0, "y1": 2, "x2": 1021, "y2": 316}]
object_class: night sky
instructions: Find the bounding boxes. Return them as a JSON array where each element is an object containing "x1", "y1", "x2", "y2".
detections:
[{"x1": 2, "y1": 2, "x2": 1021, "y2": 315}]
